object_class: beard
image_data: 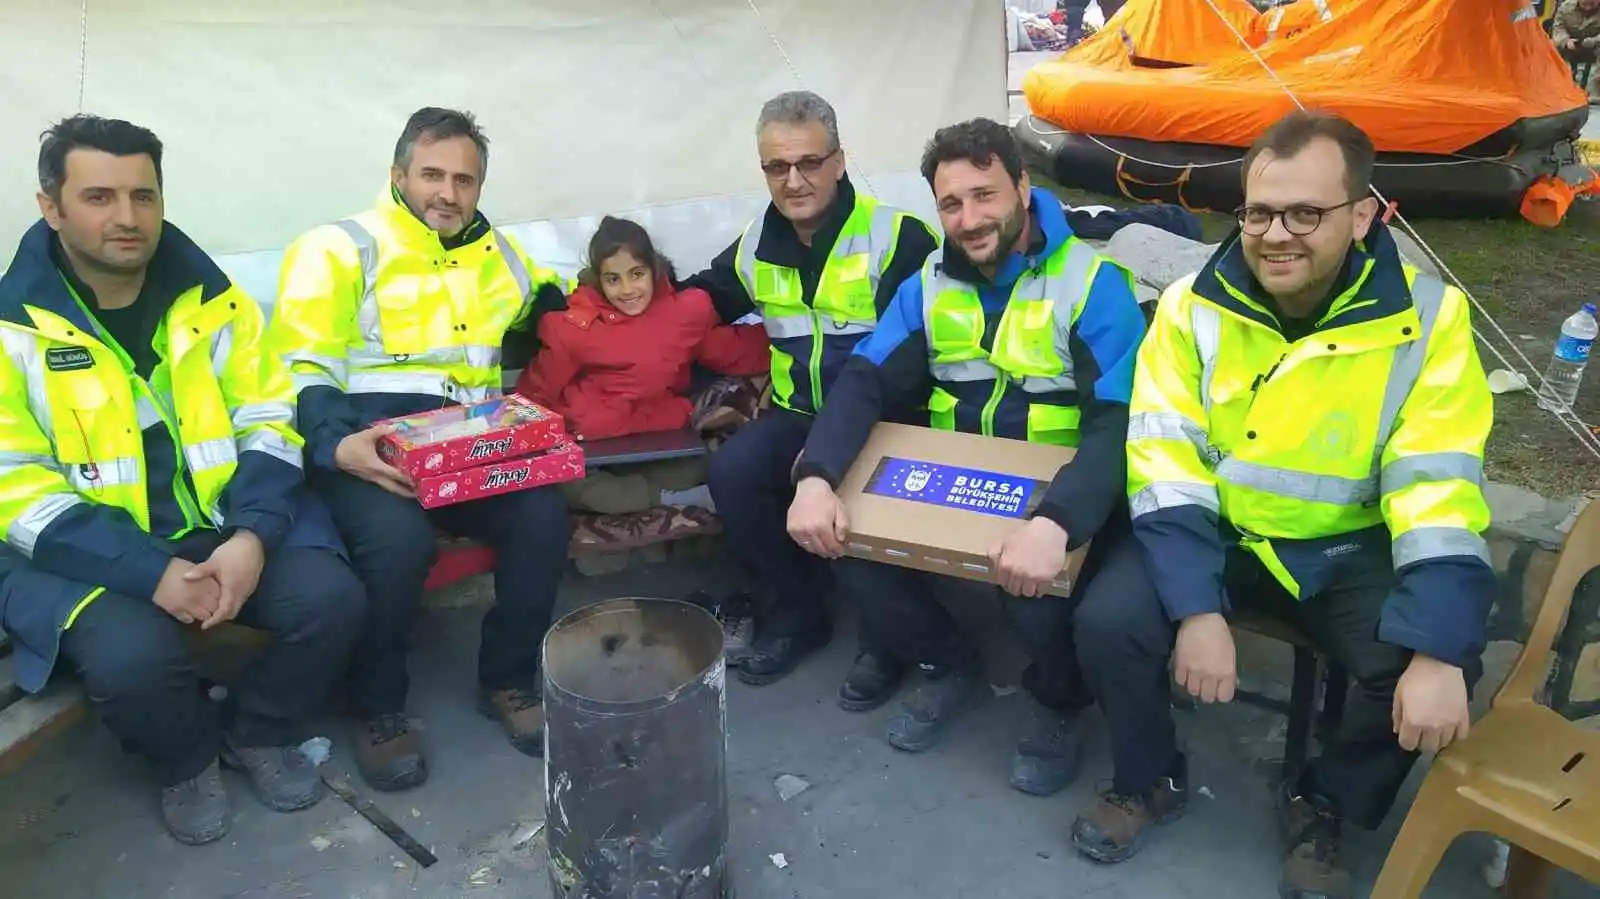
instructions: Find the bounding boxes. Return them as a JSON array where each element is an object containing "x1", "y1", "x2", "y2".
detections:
[{"x1": 950, "y1": 201, "x2": 1028, "y2": 269}]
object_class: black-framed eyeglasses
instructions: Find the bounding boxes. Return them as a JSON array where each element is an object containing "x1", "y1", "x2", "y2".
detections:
[
  {"x1": 760, "y1": 149, "x2": 839, "y2": 181},
  {"x1": 1234, "y1": 199, "x2": 1359, "y2": 237}
]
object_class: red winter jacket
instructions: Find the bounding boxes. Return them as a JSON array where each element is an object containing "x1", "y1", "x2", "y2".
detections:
[{"x1": 516, "y1": 279, "x2": 770, "y2": 441}]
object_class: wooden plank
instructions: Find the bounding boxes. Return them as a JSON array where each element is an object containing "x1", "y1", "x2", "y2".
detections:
[{"x1": 0, "y1": 682, "x2": 87, "y2": 775}]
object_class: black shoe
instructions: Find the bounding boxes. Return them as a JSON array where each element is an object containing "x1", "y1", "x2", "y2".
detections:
[
  {"x1": 735, "y1": 624, "x2": 831, "y2": 686},
  {"x1": 885, "y1": 665, "x2": 978, "y2": 753},
  {"x1": 838, "y1": 652, "x2": 907, "y2": 712},
  {"x1": 1009, "y1": 704, "x2": 1083, "y2": 796},
  {"x1": 160, "y1": 759, "x2": 231, "y2": 846}
]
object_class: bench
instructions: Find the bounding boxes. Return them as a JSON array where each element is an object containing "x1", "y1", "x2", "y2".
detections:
[{"x1": 0, "y1": 635, "x2": 88, "y2": 775}]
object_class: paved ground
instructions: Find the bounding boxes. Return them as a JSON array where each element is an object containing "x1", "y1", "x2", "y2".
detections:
[{"x1": 1, "y1": 555, "x2": 1597, "y2": 899}]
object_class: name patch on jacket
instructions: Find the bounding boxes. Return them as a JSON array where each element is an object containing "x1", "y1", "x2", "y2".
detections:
[
  {"x1": 44, "y1": 347, "x2": 95, "y2": 372},
  {"x1": 864, "y1": 457, "x2": 1044, "y2": 519}
]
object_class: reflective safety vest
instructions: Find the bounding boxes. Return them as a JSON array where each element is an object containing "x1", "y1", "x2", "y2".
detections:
[
  {"x1": 1127, "y1": 266, "x2": 1493, "y2": 598},
  {"x1": 733, "y1": 193, "x2": 912, "y2": 414},
  {"x1": 921, "y1": 238, "x2": 1105, "y2": 446},
  {"x1": 273, "y1": 189, "x2": 564, "y2": 405},
  {"x1": 0, "y1": 285, "x2": 301, "y2": 550}
]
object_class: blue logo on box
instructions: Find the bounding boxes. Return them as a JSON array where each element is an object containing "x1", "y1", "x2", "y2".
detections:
[{"x1": 864, "y1": 457, "x2": 1042, "y2": 519}]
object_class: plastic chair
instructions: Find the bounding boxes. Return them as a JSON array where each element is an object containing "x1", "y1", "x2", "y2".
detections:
[{"x1": 1369, "y1": 500, "x2": 1600, "y2": 899}]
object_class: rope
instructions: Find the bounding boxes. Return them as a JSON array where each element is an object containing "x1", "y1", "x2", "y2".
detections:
[
  {"x1": 76, "y1": 0, "x2": 88, "y2": 112},
  {"x1": 1193, "y1": 0, "x2": 1600, "y2": 460},
  {"x1": 742, "y1": 0, "x2": 880, "y2": 198}
]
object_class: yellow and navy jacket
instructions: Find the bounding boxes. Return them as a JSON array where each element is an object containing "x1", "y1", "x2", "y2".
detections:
[
  {"x1": 795, "y1": 189, "x2": 1147, "y2": 544},
  {"x1": 268, "y1": 187, "x2": 567, "y2": 470},
  {"x1": 0, "y1": 220, "x2": 340, "y2": 691},
  {"x1": 1127, "y1": 221, "x2": 1496, "y2": 668},
  {"x1": 684, "y1": 175, "x2": 939, "y2": 417}
]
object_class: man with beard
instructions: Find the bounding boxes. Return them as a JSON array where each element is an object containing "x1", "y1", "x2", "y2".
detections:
[
  {"x1": 785, "y1": 118, "x2": 1150, "y2": 800},
  {"x1": 684, "y1": 91, "x2": 938, "y2": 686},
  {"x1": 1115, "y1": 110, "x2": 1493, "y2": 899},
  {"x1": 269, "y1": 107, "x2": 571, "y2": 792}
]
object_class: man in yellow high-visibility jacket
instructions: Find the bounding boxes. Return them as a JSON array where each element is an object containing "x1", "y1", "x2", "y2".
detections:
[
  {"x1": 268, "y1": 108, "x2": 572, "y2": 794},
  {"x1": 0, "y1": 116, "x2": 365, "y2": 846},
  {"x1": 1078, "y1": 110, "x2": 1496, "y2": 899}
]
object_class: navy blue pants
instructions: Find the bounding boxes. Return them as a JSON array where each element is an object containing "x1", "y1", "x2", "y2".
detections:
[
  {"x1": 706, "y1": 408, "x2": 831, "y2": 638},
  {"x1": 313, "y1": 471, "x2": 571, "y2": 717}
]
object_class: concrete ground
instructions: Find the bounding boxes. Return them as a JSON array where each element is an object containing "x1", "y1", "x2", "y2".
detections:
[{"x1": 1, "y1": 554, "x2": 1597, "y2": 899}]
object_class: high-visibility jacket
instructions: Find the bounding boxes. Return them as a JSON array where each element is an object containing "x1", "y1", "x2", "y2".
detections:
[
  {"x1": 733, "y1": 191, "x2": 924, "y2": 415},
  {"x1": 268, "y1": 187, "x2": 567, "y2": 469},
  {"x1": 1127, "y1": 222, "x2": 1496, "y2": 667},
  {"x1": 0, "y1": 220, "x2": 340, "y2": 692},
  {"x1": 794, "y1": 189, "x2": 1147, "y2": 545}
]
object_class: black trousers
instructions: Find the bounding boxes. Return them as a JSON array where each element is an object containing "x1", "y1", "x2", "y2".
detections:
[
  {"x1": 313, "y1": 470, "x2": 571, "y2": 717},
  {"x1": 1093, "y1": 545, "x2": 1484, "y2": 829},
  {"x1": 56, "y1": 540, "x2": 366, "y2": 786},
  {"x1": 706, "y1": 409, "x2": 831, "y2": 637}
]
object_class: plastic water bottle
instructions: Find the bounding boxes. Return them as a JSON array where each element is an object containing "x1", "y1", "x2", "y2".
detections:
[{"x1": 1536, "y1": 302, "x2": 1598, "y2": 413}]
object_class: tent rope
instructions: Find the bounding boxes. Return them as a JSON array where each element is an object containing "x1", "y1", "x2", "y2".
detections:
[
  {"x1": 742, "y1": 0, "x2": 881, "y2": 198},
  {"x1": 76, "y1": 0, "x2": 89, "y2": 112},
  {"x1": 1193, "y1": 0, "x2": 1600, "y2": 461}
]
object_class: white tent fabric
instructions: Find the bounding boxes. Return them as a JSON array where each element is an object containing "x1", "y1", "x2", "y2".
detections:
[{"x1": 1, "y1": 1, "x2": 1004, "y2": 307}]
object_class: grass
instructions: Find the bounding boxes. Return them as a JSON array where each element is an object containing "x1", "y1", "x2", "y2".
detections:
[{"x1": 1034, "y1": 176, "x2": 1600, "y2": 498}]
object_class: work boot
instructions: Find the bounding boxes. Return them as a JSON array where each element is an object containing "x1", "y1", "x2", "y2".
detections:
[
  {"x1": 356, "y1": 713, "x2": 428, "y2": 792},
  {"x1": 838, "y1": 651, "x2": 907, "y2": 712},
  {"x1": 160, "y1": 759, "x2": 231, "y2": 846},
  {"x1": 1070, "y1": 757, "x2": 1188, "y2": 863},
  {"x1": 885, "y1": 665, "x2": 978, "y2": 753},
  {"x1": 735, "y1": 623, "x2": 831, "y2": 687},
  {"x1": 479, "y1": 686, "x2": 545, "y2": 757},
  {"x1": 221, "y1": 739, "x2": 324, "y2": 813},
  {"x1": 1277, "y1": 785, "x2": 1353, "y2": 899},
  {"x1": 685, "y1": 590, "x2": 755, "y2": 668},
  {"x1": 1008, "y1": 704, "x2": 1082, "y2": 796}
]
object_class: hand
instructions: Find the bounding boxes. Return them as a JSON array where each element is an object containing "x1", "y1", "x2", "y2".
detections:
[
  {"x1": 185, "y1": 531, "x2": 266, "y2": 630},
  {"x1": 335, "y1": 423, "x2": 414, "y2": 497},
  {"x1": 153, "y1": 558, "x2": 222, "y2": 625},
  {"x1": 1173, "y1": 612, "x2": 1237, "y2": 703},
  {"x1": 1563, "y1": 37, "x2": 1579, "y2": 50},
  {"x1": 1393, "y1": 653, "x2": 1471, "y2": 753},
  {"x1": 990, "y1": 517, "x2": 1069, "y2": 597},
  {"x1": 786, "y1": 477, "x2": 849, "y2": 558}
]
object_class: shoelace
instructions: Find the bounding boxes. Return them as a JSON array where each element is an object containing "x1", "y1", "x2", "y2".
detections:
[{"x1": 367, "y1": 713, "x2": 411, "y2": 745}]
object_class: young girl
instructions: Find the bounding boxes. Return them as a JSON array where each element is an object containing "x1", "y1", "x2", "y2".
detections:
[{"x1": 516, "y1": 216, "x2": 769, "y2": 522}]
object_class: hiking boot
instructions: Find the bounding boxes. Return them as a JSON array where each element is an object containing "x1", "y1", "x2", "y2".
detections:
[
  {"x1": 356, "y1": 713, "x2": 428, "y2": 792},
  {"x1": 885, "y1": 665, "x2": 978, "y2": 753},
  {"x1": 221, "y1": 739, "x2": 324, "y2": 813},
  {"x1": 1277, "y1": 786, "x2": 1352, "y2": 899},
  {"x1": 1070, "y1": 759, "x2": 1189, "y2": 863},
  {"x1": 479, "y1": 686, "x2": 545, "y2": 757},
  {"x1": 735, "y1": 624, "x2": 831, "y2": 687},
  {"x1": 838, "y1": 651, "x2": 907, "y2": 712},
  {"x1": 161, "y1": 759, "x2": 231, "y2": 846},
  {"x1": 686, "y1": 590, "x2": 755, "y2": 668},
  {"x1": 1009, "y1": 704, "x2": 1082, "y2": 796}
]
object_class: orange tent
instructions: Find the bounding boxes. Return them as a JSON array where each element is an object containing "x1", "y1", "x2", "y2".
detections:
[{"x1": 1023, "y1": 0, "x2": 1589, "y2": 156}]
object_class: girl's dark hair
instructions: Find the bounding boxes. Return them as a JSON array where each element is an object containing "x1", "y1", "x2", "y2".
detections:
[{"x1": 580, "y1": 216, "x2": 676, "y2": 287}]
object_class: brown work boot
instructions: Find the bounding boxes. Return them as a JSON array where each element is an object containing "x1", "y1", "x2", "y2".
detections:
[
  {"x1": 478, "y1": 686, "x2": 545, "y2": 757},
  {"x1": 1277, "y1": 786, "x2": 1352, "y2": 899},
  {"x1": 1070, "y1": 761, "x2": 1188, "y2": 863},
  {"x1": 355, "y1": 713, "x2": 428, "y2": 792}
]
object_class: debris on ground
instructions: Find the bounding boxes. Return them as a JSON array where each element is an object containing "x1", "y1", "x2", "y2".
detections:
[
  {"x1": 309, "y1": 836, "x2": 332, "y2": 852},
  {"x1": 774, "y1": 774, "x2": 811, "y2": 802},
  {"x1": 1198, "y1": 785, "x2": 1215, "y2": 799},
  {"x1": 299, "y1": 737, "x2": 332, "y2": 766},
  {"x1": 990, "y1": 684, "x2": 1019, "y2": 697},
  {"x1": 511, "y1": 820, "x2": 547, "y2": 851},
  {"x1": 769, "y1": 852, "x2": 789, "y2": 870},
  {"x1": 469, "y1": 866, "x2": 496, "y2": 885}
]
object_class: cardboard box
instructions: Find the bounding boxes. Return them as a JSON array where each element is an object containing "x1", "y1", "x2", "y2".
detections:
[
  {"x1": 414, "y1": 439, "x2": 587, "y2": 509},
  {"x1": 836, "y1": 423, "x2": 1088, "y2": 597},
  {"x1": 379, "y1": 395, "x2": 566, "y2": 481}
]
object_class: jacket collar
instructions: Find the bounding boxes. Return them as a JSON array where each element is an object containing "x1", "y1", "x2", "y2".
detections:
[
  {"x1": 1190, "y1": 218, "x2": 1415, "y2": 334},
  {"x1": 754, "y1": 173, "x2": 860, "y2": 267},
  {"x1": 939, "y1": 187, "x2": 1069, "y2": 288},
  {"x1": 0, "y1": 218, "x2": 230, "y2": 333},
  {"x1": 379, "y1": 184, "x2": 493, "y2": 250},
  {"x1": 564, "y1": 277, "x2": 678, "y2": 327}
]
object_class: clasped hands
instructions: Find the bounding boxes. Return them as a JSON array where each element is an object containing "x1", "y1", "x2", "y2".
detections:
[{"x1": 152, "y1": 530, "x2": 266, "y2": 630}]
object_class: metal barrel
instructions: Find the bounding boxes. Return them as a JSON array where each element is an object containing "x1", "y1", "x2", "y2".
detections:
[{"x1": 543, "y1": 597, "x2": 729, "y2": 899}]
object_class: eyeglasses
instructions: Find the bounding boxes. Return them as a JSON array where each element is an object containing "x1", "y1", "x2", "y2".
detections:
[
  {"x1": 760, "y1": 149, "x2": 839, "y2": 181},
  {"x1": 1234, "y1": 199, "x2": 1359, "y2": 237}
]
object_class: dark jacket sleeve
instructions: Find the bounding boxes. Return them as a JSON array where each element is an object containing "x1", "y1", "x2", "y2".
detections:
[
  {"x1": 681, "y1": 239, "x2": 755, "y2": 325},
  {"x1": 220, "y1": 454, "x2": 300, "y2": 552},
  {"x1": 502, "y1": 282, "x2": 569, "y2": 372},
  {"x1": 794, "y1": 274, "x2": 933, "y2": 487},
  {"x1": 34, "y1": 506, "x2": 172, "y2": 602},
  {"x1": 1034, "y1": 261, "x2": 1147, "y2": 549},
  {"x1": 300, "y1": 386, "x2": 364, "y2": 473},
  {"x1": 874, "y1": 217, "x2": 940, "y2": 316}
]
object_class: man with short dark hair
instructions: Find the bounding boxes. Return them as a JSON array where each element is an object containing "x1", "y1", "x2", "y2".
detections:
[
  {"x1": 269, "y1": 107, "x2": 572, "y2": 791},
  {"x1": 0, "y1": 114, "x2": 365, "y2": 845},
  {"x1": 1553, "y1": 0, "x2": 1600, "y2": 102},
  {"x1": 685, "y1": 91, "x2": 939, "y2": 686},
  {"x1": 1107, "y1": 109, "x2": 1495, "y2": 898},
  {"x1": 787, "y1": 117, "x2": 1151, "y2": 798}
]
